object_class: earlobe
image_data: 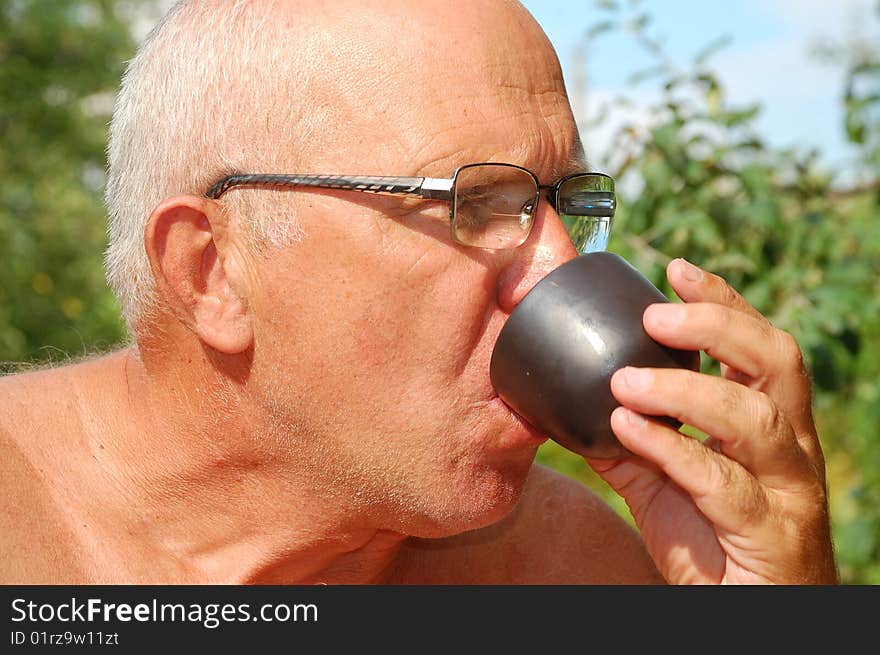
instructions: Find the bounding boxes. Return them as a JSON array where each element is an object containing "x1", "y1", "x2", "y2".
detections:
[{"x1": 144, "y1": 195, "x2": 254, "y2": 354}]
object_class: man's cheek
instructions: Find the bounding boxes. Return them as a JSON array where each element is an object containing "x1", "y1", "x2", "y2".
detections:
[{"x1": 350, "y1": 313, "x2": 397, "y2": 369}]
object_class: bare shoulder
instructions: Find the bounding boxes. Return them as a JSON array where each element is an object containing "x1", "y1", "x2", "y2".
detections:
[
  {"x1": 0, "y1": 363, "x2": 75, "y2": 455},
  {"x1": 0, "y1": 416, "x2": 77, "y2": 582},
  {"x1": 0, "y1": 367, "x2": 91, "y2": 583},
  {"x1": 395, "y1": 464, "x2": 663, "y2": 584}
]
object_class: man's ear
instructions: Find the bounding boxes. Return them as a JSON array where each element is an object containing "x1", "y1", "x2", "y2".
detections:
[{"x1": 144, "y1": 195, "x2": 254, "y2": 354}]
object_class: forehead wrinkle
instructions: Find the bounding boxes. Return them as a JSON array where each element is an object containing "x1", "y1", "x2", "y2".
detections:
[
  {"x1": 407, "y1": 108, "x2": 579, "y2": 183},
  {"x1": 503, "y1": 121, "x2": 585, "y2": 185},
  {"x1": 408, "y1": 137, "x2": 583, "y2": 185}
]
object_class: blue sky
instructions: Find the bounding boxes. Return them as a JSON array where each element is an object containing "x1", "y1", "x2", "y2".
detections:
[{"x1": 520, "y1": 0, "x2": 879, "y2": 179}]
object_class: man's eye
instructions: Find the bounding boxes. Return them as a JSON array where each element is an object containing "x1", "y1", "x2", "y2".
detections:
[{"x1": 457, "y1": 186, "x2": 492, "y2": 203}]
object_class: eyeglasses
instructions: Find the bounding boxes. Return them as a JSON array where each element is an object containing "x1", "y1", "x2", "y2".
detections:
[{"x1": 205, "y1": 163, "x2": 616, "y2": 253}]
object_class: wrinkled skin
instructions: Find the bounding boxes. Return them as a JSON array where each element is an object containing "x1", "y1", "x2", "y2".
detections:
[
  {"x1": 231, "y1": 0, "x2": 586, "y2": 539},
  {"x1": 592, "y1": 258, "x2": 837, "y2": 584}
]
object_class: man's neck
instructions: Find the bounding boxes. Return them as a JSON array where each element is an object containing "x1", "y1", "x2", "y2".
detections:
[{"x1": 29, "y1": 345, "x2": 407, "y2": 584}]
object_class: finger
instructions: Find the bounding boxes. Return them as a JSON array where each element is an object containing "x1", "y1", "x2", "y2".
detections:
[
  {"x1": 585, "y1": 455, "x2": 669, "y2": 526},
  {"x1": 642, "y1": 299, "x2": 820, "y2": 469},
  {"x1": 666, "y1": 258, "x2": 765, "y2": 322},
  {"x1": 643, "y1": 302, "x2": 812, "y2": 390},
  {"x1": 610, "y1": 366, "x2": 812, "y2": 486},
  {"x1": 610, "y1": 406, "x2": 770, "y2": 535},
  {"x1": 664, "y1": 260, "x2": 812, "y2": 385},
  {"x1": 642, "y1": 302, "x2": 783, "y2": 380}
]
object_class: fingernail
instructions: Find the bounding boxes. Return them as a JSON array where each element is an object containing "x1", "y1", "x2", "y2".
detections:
[
  {"x1": 626, "y1": 409, "x2": 648, "y2": 427},
  {"x1": 646, "y1": 303, "x2": 684, "y2": 328},
  {"x1": 677, "y1": 258, "x2": 703, "y2": 282},
  {"x1": 623, "y1": 367, "x2": 652, "y2": 391}
]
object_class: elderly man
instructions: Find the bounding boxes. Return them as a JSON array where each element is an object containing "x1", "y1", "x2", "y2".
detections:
[{"x1": 0, "y1": 0, "x2": 836, "y2": 584}]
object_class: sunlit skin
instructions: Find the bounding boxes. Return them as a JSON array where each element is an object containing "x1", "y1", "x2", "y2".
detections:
[
  {"x1": 595, "y1": 258, "x2": 836, "y2": 584},
  {"x1": 0, "y1": 0, "x2": 834, "y2": 584}
]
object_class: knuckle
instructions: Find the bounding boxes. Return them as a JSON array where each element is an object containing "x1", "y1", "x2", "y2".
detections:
[
  {"x1": 781, "y1": 477, "x2": 830, "y2": 525},
  {"x1": 691, "y1": 441, "x2": 729, "y2": 497},
  {"x1": 777, "y1": 330, "x2": 806, "y2": 372},
  {"x1": 714, "y1": 274, "x2": 740, "y2": 306},
  {"x1": 805, "y1": 478, "x2": 830, "y2": 507},
  {"x1": 716, "y1": 455, "x2": 737, "y2": 491},
  {"x1": 753, "y1": 391, "x2": 783, "y2": 436},
  {"x1": 735, "y1": 481, "x2": 768, "y2": 525},
  {"x1": 720, "y1": 383, "x2": 742, "y2": 417},
  {"x1": 803, "y1": 440, "x2": 827, "y2": 484}
]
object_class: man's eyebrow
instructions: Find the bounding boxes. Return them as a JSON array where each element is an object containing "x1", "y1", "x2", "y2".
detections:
[
  {"x1": 548, "y1": 152, "x2": 592, "y2": 181},
  {"x1": 565, "y1": 131, "x2": 592, "y2": 174}
]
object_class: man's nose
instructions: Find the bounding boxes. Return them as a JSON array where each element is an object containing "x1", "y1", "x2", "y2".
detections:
[{"x1": 496, "y1": 202, "x2": 578, "y2": 314}]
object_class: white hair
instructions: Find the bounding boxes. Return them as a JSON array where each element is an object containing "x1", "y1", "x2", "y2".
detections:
[{"x1": 105, "y1": 0, "x2": 309, "y2": 331}]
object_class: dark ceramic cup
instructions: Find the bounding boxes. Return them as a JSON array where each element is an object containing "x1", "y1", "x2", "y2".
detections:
[{"x1": 489, "y1": 252, "x2": 700, "y2": 459}]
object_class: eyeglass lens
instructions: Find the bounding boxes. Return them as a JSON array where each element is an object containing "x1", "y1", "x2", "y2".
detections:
[
  {"x1": 557, "y1": 174, "x2": 615, "y2": 254},
  {"x1": 451, "y1": 165, "x2": 615, "y2": 252},
  {"x1": 452, "y1": 164, "x2": 539, "y2": 249}
]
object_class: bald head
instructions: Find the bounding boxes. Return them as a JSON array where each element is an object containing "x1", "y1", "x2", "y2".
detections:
[
  {"x1": 105, "y1": 0, "x2": 578, "y2": 328},
  {"x1": 273, "y1": 0, "x2": 576, "y2": 173}
]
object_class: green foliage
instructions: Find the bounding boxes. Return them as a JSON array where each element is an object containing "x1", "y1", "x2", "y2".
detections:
[
  {"x1": 537, "y1": 1, "x2": 880, "y2": 583},
  {"x1": 0, "y1": 0, "x2": 135, "y2": 365}
]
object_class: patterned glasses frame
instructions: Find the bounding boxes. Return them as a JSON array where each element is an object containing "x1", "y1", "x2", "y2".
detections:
[{"x1": 204, "y1": 163, "x2": 616, "y2": 251}]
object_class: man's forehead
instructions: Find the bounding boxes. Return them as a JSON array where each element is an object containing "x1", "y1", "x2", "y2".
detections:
[
  {"x1": 210, "y1": 0, "x2": 581, "y2": 180},
  {"x1": 406, "y1": 130, "x2": 588, "y2": 185}
]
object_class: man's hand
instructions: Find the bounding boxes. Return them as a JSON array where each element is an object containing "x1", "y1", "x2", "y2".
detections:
[{"x1": 587, "y1": 258, "x2": 837, "y2": 584}]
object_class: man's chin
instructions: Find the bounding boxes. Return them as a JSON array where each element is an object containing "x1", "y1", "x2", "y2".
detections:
[{"x1": 405, "y1": 456, "x2": 536, "y2": 539}]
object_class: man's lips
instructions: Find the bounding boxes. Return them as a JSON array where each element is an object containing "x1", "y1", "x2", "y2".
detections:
[{"x1": 488, "y1": 394, "x2": 548, "y2": 446}]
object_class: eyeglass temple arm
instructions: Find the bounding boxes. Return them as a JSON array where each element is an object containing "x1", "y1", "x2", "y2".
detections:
[{"x1": 205, "y1": 173, "x2": 454, "y2": 201}]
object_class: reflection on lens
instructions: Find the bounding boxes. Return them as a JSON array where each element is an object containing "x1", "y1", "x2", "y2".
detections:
[
  {"x1": 558, "y1": 174, "x2": 616, "y2": 253},
  {"x1": 562, "y1": 215, "x2": 612, "y2": 253},
  {"x1": 453, "y1": 164, "x2": 539, "y2": 249}
]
